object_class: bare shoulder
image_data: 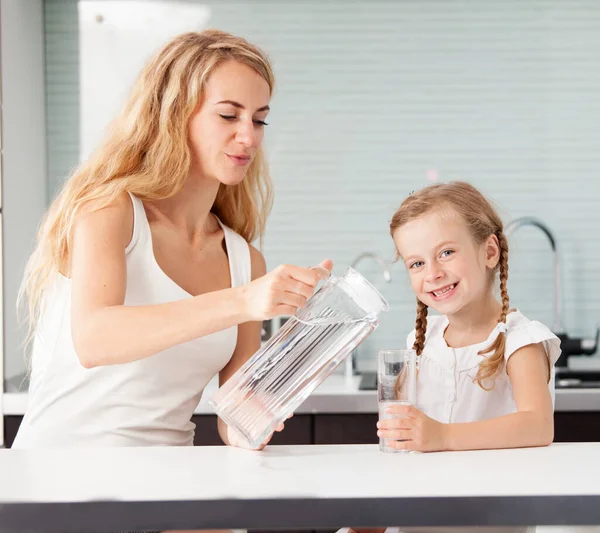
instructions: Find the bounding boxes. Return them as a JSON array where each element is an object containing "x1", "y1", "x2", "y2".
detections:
[
  {"x1": 73, "y1": 191, "x2": 134, "y2": 249},
  {"x1": 248, "y1": 244, "x2": 267, "y2": 280}
]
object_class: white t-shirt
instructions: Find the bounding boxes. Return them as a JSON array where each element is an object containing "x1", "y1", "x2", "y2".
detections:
[
  {"x1": 13, "y1": 193, "x2": 251, "y2": 448},
  {"x1": 407, "y1": 310, "x2": 562, "y2": 423}
]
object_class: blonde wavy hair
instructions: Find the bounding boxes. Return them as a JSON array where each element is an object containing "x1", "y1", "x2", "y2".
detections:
[
  {"x1": 390, "y1": 181, "x2": 514, "y2": 390},
  {"x1": 19, "y1": 29, "x2": 275, "y2": 344}
]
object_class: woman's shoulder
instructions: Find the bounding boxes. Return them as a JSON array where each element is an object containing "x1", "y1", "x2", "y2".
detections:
[{"x1": 73, "y1": 191, "x2": 135, "y2": 251}]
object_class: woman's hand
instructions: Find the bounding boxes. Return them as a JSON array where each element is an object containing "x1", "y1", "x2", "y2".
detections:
[
  {"x1": 377, "y1": 404, "x2": 448, "y2": 452},
  {"x1": 242, "y1": 259, "x2": 333, "y2": 321},
  {"x1": 227, "y1": 415, "x2": 293, "y2": 451}
]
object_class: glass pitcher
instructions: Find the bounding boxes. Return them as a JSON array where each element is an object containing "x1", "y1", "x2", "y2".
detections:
[{"x1": 209, "y1": 267, "x2": 390, "y2": 449}]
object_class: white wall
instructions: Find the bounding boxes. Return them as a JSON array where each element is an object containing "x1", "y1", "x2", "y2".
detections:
[
  {"x1": 0, "y1": 0, "x2": 48, "y2": 387},
  {"x1": 45, "y1": 0, "x2": 600, "y2": 371}
]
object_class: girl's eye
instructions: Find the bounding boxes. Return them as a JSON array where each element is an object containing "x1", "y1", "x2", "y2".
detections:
[
  {"x1": 440, "y1": 249, "x2": 454, "y2": 258},
  {"x1": 410, "y1": 261, "x2": 424, "y2": 269}
]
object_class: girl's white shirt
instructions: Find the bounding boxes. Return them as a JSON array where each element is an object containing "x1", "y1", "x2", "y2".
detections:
[{"x1": 408, "y1": 309, "x2": 561, "y2": 423}]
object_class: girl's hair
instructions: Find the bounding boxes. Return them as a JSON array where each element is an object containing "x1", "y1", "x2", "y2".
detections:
[
  {"x1": 389, "y1": 181, "x2": 511, "y2": 390},
  {"x1": 19, "y1": 29, "x2": 274, "y2": 346}
]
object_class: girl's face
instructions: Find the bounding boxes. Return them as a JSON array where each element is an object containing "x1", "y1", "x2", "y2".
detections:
[
  {"x1": 392, "y1": 209, "x2": 500, "y2": 317},
  {"x1": 188, "y1": 60, "x2": 271, "y2": 186}
]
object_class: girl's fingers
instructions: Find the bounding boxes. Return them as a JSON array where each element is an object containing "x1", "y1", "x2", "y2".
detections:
[
  {"x1": 378, "y1": 429, "x2": 412, "y2": 441},
  {"x1": 385, "y1": 403, "x2": 419, "y2": 417},
  {"x1": 389, "y1": 439, "x2": 415, "y2": 451},
  {"x1": 377, "y1": 418, "x2": 413, "y2": 430}
]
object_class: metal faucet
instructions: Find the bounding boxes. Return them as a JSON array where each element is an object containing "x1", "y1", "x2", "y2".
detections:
[
  {"x1": 350, "y1": 252, "x2": 392, "y2": 282},
  {"x1": 346, "y1": 252, "x2": 392, "y2": 379},
  {"x1": 504, "y1": 216, "x2": 563, "y2": 333},
  {"x1": 504, "y1": 216, "x2": 598, "y2": 366}
]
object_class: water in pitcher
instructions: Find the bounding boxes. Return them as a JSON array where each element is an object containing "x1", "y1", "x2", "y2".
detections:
[
  {"x1": 214, "y1": 309, "x2": 377, "y2": 448},
  {"x1": 210, "y1": 267, "x2": 389, "y2": 449}
]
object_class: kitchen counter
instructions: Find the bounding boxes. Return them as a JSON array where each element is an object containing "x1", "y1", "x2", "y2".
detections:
[
  {"x1": 3, "y1": 373, "x2": 600, "y2": 415},
  {"x1": 1, "y1": 442, "x2": 600, "y2": 531}
]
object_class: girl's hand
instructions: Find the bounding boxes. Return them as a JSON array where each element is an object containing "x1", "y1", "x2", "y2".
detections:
[
  {"x1": 242, "y1": 260, "x2": 333, "y2": 322},
  {"x1": 377, "y1": 404, "x2": 448, "y2": 452}
]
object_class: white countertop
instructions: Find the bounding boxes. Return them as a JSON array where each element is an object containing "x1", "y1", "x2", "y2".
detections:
[
  {"x1": 1, "y1": 443, "x2": 600, "y2": 530},
  {"x1": 3, "y1": 373, "x2": 600, "y2": 415}
]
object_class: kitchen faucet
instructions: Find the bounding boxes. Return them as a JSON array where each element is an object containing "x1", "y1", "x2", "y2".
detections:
[
  {"x1": 505, "y1": 216, "x2": 598, "y2": 367},
  {"x1": 346, "y1": 252, "x2": 392, "y2": 379},
  {"x1": 505, "y1": 217, "x2": 563, "y2": 333},
  {"x1": 350, "y1": 252, "x2": 392, "y2": 282}
]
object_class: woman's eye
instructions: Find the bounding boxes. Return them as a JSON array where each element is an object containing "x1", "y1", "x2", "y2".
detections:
[
  {"x1": 219, "y1": 114, "x2": 236, "y2": 121},
  {"x1": 253, "y1": 119, "x2": 269, "y2": 126}
]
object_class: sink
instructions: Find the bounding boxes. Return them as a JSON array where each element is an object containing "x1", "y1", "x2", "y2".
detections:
[
  {"x1": 555, "y1": 369, "x2": 600, "y2": 389},
  {"x1": 359, "y1": 369, "x2": 600, "y2": 390},
  {"x1": 358, "y1": 371, "x2": 377, "y2": 391}
]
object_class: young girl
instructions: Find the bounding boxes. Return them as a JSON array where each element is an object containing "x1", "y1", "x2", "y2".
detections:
[{"x1": 344, "y1": 181, "x2": 560, "y2": 533}]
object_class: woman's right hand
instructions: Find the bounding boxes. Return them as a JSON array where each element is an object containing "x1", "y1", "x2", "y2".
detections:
[{"x1": 242, "y1": 259, "x2": 333, "y2": 321}]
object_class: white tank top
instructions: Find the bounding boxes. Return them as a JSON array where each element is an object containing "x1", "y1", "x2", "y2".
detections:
[{"x1": 13, "y1": 193, "x2": 250, "y2": 448}]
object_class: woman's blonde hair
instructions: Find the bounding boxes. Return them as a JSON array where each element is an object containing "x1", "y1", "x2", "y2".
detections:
[
  {"x1": 390, "y1": 181, "x2": 512, "y2": 390},
  {"x1": 19, "y1": 29, "x2": 275, "y2": 343}
]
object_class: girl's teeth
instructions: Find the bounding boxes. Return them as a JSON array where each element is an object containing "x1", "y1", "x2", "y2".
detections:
[{"x1": 434, "y1": 284, "x2": 455, "y2": 297}]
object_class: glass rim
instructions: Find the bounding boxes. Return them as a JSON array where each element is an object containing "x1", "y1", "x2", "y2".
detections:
[{"x1": 377, "y1": 348, "x2": 416, "y2": 357}]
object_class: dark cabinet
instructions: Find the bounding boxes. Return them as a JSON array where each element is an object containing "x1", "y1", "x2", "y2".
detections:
[
  {"x1": 3, "y1": 414, "x2": 313, "y2": 448},
  {"x1": 5, "y1": 412, "x2": 600, "y2": 448},
  {"x1": 314, "y1": 414, "x2": 379, "y2": 445},
  {"x1": 4, "y1": 416, "x2": 21, "y2": 448},
  {"x1": 554, "y1": 412, "x2": 600, "y2": 442},
  {"x1": 191, "y1": 414, "x2": 312, "y2": 446}
]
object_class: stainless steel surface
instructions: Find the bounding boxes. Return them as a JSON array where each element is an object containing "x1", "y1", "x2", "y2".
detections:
[
  {"x1": 346, "y1": 252, "x2": 392, "y2": 378},
  {"x1": 350, "y1": 252, "x2": 392, "y2": 283}
]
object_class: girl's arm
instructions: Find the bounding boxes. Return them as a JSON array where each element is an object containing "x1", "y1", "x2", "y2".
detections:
[
  {"x1": 378, "y1": 343, "x2": 554, "y2": 452},
  {"x1": 70, "y1": 193, "x2": 325, "y2": 368},
  {"x1": 443, "y1": 343, "x2": 554, "y2": 450}
]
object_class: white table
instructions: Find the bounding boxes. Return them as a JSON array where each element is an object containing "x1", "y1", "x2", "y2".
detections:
[{"x1": 1, "y1": 442, "x2": 600, "y2": 532}]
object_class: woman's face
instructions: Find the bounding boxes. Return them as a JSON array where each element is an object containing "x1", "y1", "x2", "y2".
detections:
[{"x1": 188, "y1": 60, "x2": 271, "y2": 186}]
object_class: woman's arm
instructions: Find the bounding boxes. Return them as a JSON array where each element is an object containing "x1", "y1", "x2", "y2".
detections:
[
  {"x1": 378, "y1": 343, "x2": 554, "y2": 452},
  {"x1": 70, "y1": 194, "x2": 325, "y2": 368}
]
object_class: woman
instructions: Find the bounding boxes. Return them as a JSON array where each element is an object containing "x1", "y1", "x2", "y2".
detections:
[{"x1": 13, "y1": 29, "x2": 332, "y2": 451}]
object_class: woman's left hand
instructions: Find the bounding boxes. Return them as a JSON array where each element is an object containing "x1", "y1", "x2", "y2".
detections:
[
  {"x1": 377, "y1": 404, "x2": 448, "y2": 452},
  {"x1": 227, "y1": 414, "x2": 293, "y2": 451}
]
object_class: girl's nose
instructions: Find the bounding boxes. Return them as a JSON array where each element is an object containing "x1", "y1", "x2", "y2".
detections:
[{"x1": 425, "y1": 263, "x2": 445, "y2": 282}]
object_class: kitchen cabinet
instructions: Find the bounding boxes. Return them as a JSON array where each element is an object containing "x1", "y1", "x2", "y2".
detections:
[
  {"x1": 191, "y1": 414, "x2": 313, "y2": 446},
  {"x1": 5, "y1": 412, "x2": 600, "y2": 448},
  {"x1": 3, "y1": 415, "x2": 313, "y2": 449}
]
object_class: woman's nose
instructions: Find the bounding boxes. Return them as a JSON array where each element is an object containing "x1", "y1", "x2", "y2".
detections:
[{"x1": 235, "y1": 120, "x2": 258, "y2": 147}]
